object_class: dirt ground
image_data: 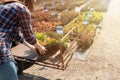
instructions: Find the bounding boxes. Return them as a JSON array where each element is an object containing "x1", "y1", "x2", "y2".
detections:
[{"x1": 19, "y1": 0, "x2": 120, "y2": 80}]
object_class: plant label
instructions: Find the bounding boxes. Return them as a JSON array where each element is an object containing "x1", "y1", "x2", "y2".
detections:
[
  {"x1": 56, "y1": 26, "x2": 63, "y2": 34},
  {"x1": 51, "y1": 10, "x2": 56, "y2": 16},
  {"x1": 83, "y1": 18, "x2": 89, "y2": 26},
  {"x1": 58, "y1": 13, "x2": 61, "y2": 20},
  {"x1": 90, "y1": 8, "x2": 94, "y2": 11},
  {"x1": 75, "y1": 7, "x2": 81, "y2": 13},
  {"x1": 61, "y1": 0, "x2": 65, "y2": 5},
  {"x1": 88, "y1": 11, "x2": 92, "y2": 17}
]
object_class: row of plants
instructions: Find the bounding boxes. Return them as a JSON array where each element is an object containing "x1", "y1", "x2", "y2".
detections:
[
  {"x1": 33, "y1": 10, "x2": 103, "y2": 53},
  {"x1": 64, "y1": 10, "x2": 103, "y2": 52},
  {"x1": 32, "y1": 21, "x2": 61, "y2": 32},
  {"x1": 33, "y1": 0, "x2": 104, "y2": 53},
  {"x1": 59, "y1": 10, "x2": 77, "y2": 25},
  {"x1": 33, "y1": 0, "x2": 88, "y2": 24},
  {"x1": 32, "y1": 0, "x2": 93, "y2": 35},
  {"x1": 50, "y1": 0, "x2": 87, "y2": 12},
  {"x1": 32, "y1": 2, "x2": 80, "y2": 53},
  {"x1": 31, "y1": 10, "x2": 60, "y2": 32},
  {"x1": 32, "y1": 9, "x2": 78, "y2": 31},
  {"x1": 76, "y1": 11, "x2": 103, "y2": 25},
  {"x1": 31, "y1": 9, "x2": 77, "y2": 22},
  {"x1": 31, "y1": 10, "x2": 51, "y2": 22},
  {"x1": 35, "y1": 0, "x2": 87, "y2": 12}
]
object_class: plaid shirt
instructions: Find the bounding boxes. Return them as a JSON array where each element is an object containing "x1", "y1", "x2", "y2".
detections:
[{"x1": 0, "y1": 2, "x2": 36, "y2": 65}]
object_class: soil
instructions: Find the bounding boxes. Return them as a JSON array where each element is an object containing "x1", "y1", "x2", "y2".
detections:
[{"x1": 19, "y1": 0, "x2": 120, "y2": 80}]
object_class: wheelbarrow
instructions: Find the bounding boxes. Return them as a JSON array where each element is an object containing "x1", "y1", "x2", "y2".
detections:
[{"x1": 11, "y1": 26, "x2": 78, "y2": 74}]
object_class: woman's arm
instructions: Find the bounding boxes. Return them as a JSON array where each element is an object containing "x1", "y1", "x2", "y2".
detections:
[
  {"x1": 17, "y1": 3, "x2": 46, "y2": 55},
  {"x1": 23, "y1": 39, "x2": 46, "y2": 55}
]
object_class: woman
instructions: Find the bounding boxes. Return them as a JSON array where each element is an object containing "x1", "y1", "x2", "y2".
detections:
[{"x1": 0, "y1": 0, "x2": 46, "y2": 80}]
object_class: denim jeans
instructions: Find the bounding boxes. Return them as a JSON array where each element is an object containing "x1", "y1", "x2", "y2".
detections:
[{"x1": 0, "y1": 61, "x2": 18, "y2": 80}]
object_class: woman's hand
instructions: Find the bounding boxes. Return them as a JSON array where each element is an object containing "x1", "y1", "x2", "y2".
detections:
[
  {"x1": 34, "y1": 40, "x2": 47, "y2": 56},
  {"x1": 35, "y1": 45, "x2": 46, "y2": 56},
  {"x1": 23, "y1": 40, "x2": 47, "y2": 56}
]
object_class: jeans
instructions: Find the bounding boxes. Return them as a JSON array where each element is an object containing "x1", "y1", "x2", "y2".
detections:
[{"x1": 0, "y1": 61, "x2": 18, "y2": 80}]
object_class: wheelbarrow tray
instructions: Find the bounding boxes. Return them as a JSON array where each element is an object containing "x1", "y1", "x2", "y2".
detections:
[{"x1": 12, "y1": 44, "x2": 38, "y2": 74}]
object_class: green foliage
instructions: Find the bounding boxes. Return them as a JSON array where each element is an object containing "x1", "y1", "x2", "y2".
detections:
[
  {"x1": 64, "y1": 11, "x2": 103, "y2": 51},
  {"x1": 35, "y1": 32, "x2": 46, "y2": 41},
  {"x1": 77, "y1": 24, "x2": 96, "y2": 52},
  {"x1": 89, "y1": 11, "x2": 103, "y2": 25},
  {"x1": 35, "y1": 32, "x2": 68, "y2": 49},
  {"x1": 45, "y1": 38, "x2": 59, "y2": 46},
  {"x1": 45, "y1": 32, "x2": 62, "y2": 40}
]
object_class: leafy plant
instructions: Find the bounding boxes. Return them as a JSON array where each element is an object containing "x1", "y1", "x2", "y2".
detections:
[
  {"x1": 89, "y1": 11, "x2": 103, "y2": 25},
  {"x1": 32, "y1": 21, "x2": 61, "y2": 32},
  {"x1": 35, "y1": 32, "x2": 46, "y2": 41},
  {"x1": 45, "y1": 31, "x2": 62, "y2": 40},
  {"x1": 77, "y1": 24, "x2": 96, "y2": 52},
  {"x1": 45, "y1": 37, "x2": 58, "y2": 46}
]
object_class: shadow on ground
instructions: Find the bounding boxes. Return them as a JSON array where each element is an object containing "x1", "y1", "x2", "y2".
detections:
[{"x1": 19, "y1": 73, "x2": 49, "y2": 80}]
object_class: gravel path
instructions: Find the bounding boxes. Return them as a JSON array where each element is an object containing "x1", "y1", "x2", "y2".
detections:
[{"x1": 19, "y1": 0, "x2": 120, "y2": 80}]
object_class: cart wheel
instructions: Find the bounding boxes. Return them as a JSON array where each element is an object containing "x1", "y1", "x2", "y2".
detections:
[{"x1": 15, "y1": 59, "x2": 34, "y2": 75}]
